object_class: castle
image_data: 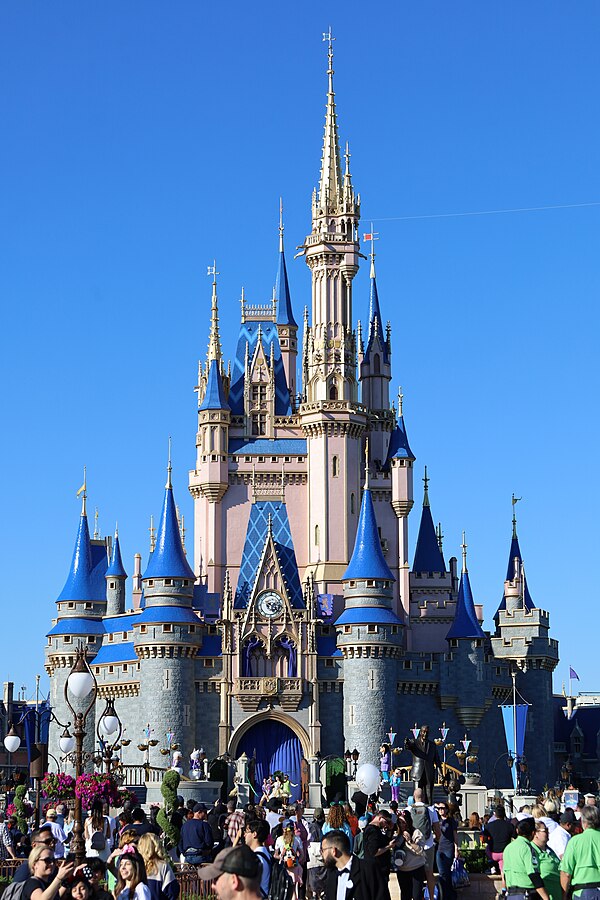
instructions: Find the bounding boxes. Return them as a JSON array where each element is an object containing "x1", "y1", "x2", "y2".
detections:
[{"x1": 46, "y1": 40, "x2": 559, "y2": 795}]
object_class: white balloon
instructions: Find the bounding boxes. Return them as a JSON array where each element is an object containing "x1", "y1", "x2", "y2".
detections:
[{"x1": 355, "y1": 762, "x2": 381, "y2": 795}]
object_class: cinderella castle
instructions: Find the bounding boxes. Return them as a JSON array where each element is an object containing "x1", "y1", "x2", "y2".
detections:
[{"x1": 46, "y1": 39, "x2": 559, "y2": 795}]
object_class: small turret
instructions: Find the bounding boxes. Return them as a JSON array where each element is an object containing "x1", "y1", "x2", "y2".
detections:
[
  {"x1": 58, "y1": 491, "x2": 98, "y2": 603},
  {"x1": 446, "y1": 534, "x2": 485, "y2": 641},
  {"x1": 144, "y1": 449, "x2": 195, "y2": 590},
  {"x1": 275, "y1": 202, "x2": 298, "y2": 405},
  {"x1": 412, "y1": 467, "x2": 446, "y2": 575},
  {"x1": 106, "y1": 528, "x2": 127, "y2": 616}
]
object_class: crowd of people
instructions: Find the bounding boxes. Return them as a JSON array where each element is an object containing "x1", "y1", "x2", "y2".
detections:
[{"x1": 2, "y1": 785, "x2": 600, "y2": 900}]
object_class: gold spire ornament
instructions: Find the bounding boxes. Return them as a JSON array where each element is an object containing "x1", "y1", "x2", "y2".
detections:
[
  {"x1": 461, "y1": 531, "x2": 468, "y2": 574},
  {"x1": 206, "y1": 261, "x2": 222, "y2": 363},
  {"x1": 76, "y1": 466, "x2": 87, "y2": 516},
  {"x1": 423, "y1": 465, "x2": 430, "y2": 507},
  {"x1": 511, "y1": 493, "x2": 522, "y2": 538}
]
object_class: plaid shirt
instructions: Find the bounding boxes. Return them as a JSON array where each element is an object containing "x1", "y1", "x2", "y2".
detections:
[
  {"x1": 225, "y1": 809, "x2": 246, "y2": 843},
  {"x1": 0, "y1": 823, "x2": 13, "y2": 860}
]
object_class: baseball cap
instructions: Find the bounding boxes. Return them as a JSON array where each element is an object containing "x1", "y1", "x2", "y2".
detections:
[
  {"x1": 560, "y1": 809, "x2": 577, "y2": 825},
  {"x1": 198, "y1": 845, "x2": 261, "y2": 881},
  {"x1": 193, "y1": 803, "x2": 207, "y2": 813}
]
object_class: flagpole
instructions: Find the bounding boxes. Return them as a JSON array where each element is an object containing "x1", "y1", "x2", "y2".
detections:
[
  {"x1": 569, "y1": 671, "x2": 572, "y2": 699},
  {"x1": 512, "y1": 668, "x2": 517, "y2": 788}
]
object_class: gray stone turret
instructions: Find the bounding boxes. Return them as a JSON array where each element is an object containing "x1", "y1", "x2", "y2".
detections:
[
  {"x1": 336, "y1": 485, "x2": 403, "y2": 766},
  {"x1": 105, "y1": 530, "x2": 127, "y2": 616}
]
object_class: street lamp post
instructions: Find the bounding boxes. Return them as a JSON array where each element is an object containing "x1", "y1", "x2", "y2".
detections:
[
  {"x1": 64, "y1": 643, "x2": 97, "y2": 866},
  {"x1": 96, "y1": 699, "x2": 122, "y2": 774},
  {"x1": 3, "y1": 725, "x2": 21, "y2": 788}
]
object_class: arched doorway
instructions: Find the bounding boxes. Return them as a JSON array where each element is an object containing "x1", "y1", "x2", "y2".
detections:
[{"x1": 234, "y1": 718, "x2": 304, "y2": 803}]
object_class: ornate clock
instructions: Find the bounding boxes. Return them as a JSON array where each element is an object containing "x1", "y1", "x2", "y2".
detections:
[{"x1": 256, "y1": 590, "x2": 284, "y2": 619}]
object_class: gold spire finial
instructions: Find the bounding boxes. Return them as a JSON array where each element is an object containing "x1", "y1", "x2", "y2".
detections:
[
  {"x1": 279, "y1": 198, "x2": 284, "y2": 253},
  {"x1": 166, "y1": 436, "x2": 172, "y2": 489},
  {"x1": 511, "y1": 493, "x2": 522, "y2": 538},
  {"x1": 94, "y1": 507, "x2": 100, "y2": 539},
  {"x1": 149, "y1": 514, "x2": 156, "y2": 553},
  {"x1": 364, "y1": 223, "x2": 379, "y2": 279},
  {"x1": 461, "y1": 530, "x2": 468, "y2": 574},
  {"x1": 206, "y1": 261, "x2": 222, "y2": 363},
  {"x1": 318, "y1": 27, "x2": 342, "y2": 212},
  {"x1": 76, "y1": 466, "x2": 88, "y2": 516},
  {"x1": 423, "y1": 466, "x2": 430, "y2": 507},
  {"x1": 115, "y1": 521, "x2": 119, "y2": 539},
  {"x1": 398, "y1": 385, "x2": 404, "y2": 417}
]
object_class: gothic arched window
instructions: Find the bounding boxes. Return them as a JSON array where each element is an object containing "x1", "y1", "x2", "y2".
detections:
[
  {"x1": 329, "y1": 383, "x2": 338, "y2": 400},
  {"x1": 332, "y1": 455, "x2": 339, "y2": 477},
  {"x1": 350, "y1": 493, "x2": 355, "y2": 514}
]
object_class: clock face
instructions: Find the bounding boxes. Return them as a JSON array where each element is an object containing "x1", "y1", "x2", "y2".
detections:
[{"x1": 257, "y1": 590, "x2": 284, "y2": 619}]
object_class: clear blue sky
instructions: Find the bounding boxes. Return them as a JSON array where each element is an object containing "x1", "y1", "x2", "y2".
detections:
[{"x1": 1, "y1": 1, "x2": 598, "y2": 701}]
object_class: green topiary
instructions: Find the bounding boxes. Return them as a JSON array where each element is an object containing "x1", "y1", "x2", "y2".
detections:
[
  {"x1": 14, "y1": 785, "x2": 30, "y2": 833},
  {"x1": 156, "y1": 769, "x2": 181, "y2": 849}
]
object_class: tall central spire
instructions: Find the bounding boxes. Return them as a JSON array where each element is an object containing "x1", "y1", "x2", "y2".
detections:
[
  {"x1": 318, "y1": 28, "x2": 343, "y2": 212},
  {"x1": 206, "y1": 261, "x2": 222, "y2": 363}
]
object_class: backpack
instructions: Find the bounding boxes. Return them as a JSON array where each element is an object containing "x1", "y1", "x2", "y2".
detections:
[
  {"x1": 90, "y1": 829, "x2": 106, "y2": 851},
  {"x1": 256, "y1": 847, "x2": 273, "y2": 899},
  {"x1": 267, "y1": 860, "x2": 294, "y2": 900},
  {"x1": 353, "y1": 830, "x2": 365, "y2": 859},
  {"x1": 411, "y1": 804, "x2": 432, "y2": 841},
  {"x1": 2, "y1": 882, "x2": 25, "y2": 900}
]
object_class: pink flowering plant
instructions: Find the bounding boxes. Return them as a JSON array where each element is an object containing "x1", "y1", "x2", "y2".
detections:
[
  {"x1": 74, "y1": 774, "x2": 122, "y2": 809},
  {"x1": 7, "y1": 800, "x2": 34, "y2": 819},
  {"x1": 41, "y1": 772, "x2": 75, "y2": 801}
]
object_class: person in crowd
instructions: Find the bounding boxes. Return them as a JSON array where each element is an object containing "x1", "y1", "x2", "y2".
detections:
[
  {"x1": 435, "y1": 801, "x2": 460, "y2": 900},
  {"x1": 243, "y1": 820, "x2": 272, "y2": 899},
  {"x1": 21, "y1": 844, "x2": 75, "y2": 900},
  {"x1": 43, "y1": 811, "x2": 68, "y2": 860},
  {"x1": 178, "y1": 804, "x2": 213, "y2": 865},
  {"x1": 306, "y1": 811, "x2": 327, "y2": 900},
  {"x1": 584, "y1": 794, "x2": 597, "y2": 808},
  {"x1": 469, "y1": 812, "x2": 482, "y2": 831},
  {"x1": 363, "y1": 810, "x2": 395, "y2": 889},
  {"x1": 322, "y1": 805, "x2": 352, "y2": 849},
  {"x1": 394, "y1": 810, "x2": 427, "y2": 900},
  {"x1": 411, "y1": 787, "x2": 439, "y2": 900},
  {"x1": 13, "y1": 828, "x2": 57, "y2": 883},
  {"x1": 129, "y1": 810, "x2": 152, "y2": 839},
  {"x1": 274, "y1": 821, "x2": 303, "y2": 897},
  {"x1": 224, "y1": 800, "x2": 246, "y2": 847},
  {"x1": 560, "y1": 804, "x2": 600, "y2": 899},
  {"x1": 0, "y1": 811, "x2": 17, "y2": 860},
  {"x1": 198, "y1": 844, "x2": 263, "y2": 900},
  {"x1": 532, "y1": 804, "x2": 558, "y2": 835},
  {"x1": 532, "y1": 820, "x2": 561, "y2": 900},
  {"x1": 63, "y1": 875, "x2": 94, "y2": 900},
  {"x1": 483, "y1": 805, "x2": 515, "y2": 874},
  {"x1": 503, "y1": 817, "x2": 550, "y2": 900},
  {"x1": 343, "y1": 803, "x2": 358, "y2": 837},
  {"x1": 137, "y1": 833, "x2": 179, "y2": 900},
  {"x1": 308, "y1": 809, "x2": 325, "y2": 844},
  {"x1": 321, "y1": 829, "x2": 389, "y2": 900},
  {"x1": 114, "y1": 852, "x2": 150, "y2": 900},
  {"x1": 84, "y1": 857, "x2": 113, "y2": 900},
  {"x1": 548, "y1": 808, "x2": 577, "y2": 859},
  {"x1": 84, "y1": 799, "x2": 111, "y2": 861}
]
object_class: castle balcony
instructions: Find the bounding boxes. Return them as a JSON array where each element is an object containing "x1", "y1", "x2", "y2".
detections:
[
  {"x1": 305, "y1": 232, "x2": 349, "y2": 246},
  {"x1": 233, "y1": 677, "x2": 303, "y2": 712}
]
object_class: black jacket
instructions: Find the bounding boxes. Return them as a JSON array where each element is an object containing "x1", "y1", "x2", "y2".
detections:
[{"x1": 324, "y1": 855, "x2": 390, "y2": 900}]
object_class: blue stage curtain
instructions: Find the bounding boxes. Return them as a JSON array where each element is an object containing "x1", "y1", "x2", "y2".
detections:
[
  {"x1": 237, "y1": 720, "x2": 302, "y2": 803},
  {"x1": 277, "y1": 638, "x2": 297, "y2": 677},
  {"x1": 242, "y1": 637, "x2": 263, "y2": 677}
]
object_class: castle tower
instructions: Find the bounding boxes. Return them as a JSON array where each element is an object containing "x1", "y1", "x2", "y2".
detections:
[
  {"x1": 46, "y1": 486, "x2": 106, "y2": 767},
  {"x1": 336, "y1": 474, "x2": 403, "y2": 766},
  {"x1": 440, "y1": 534, "x2": 488, "y2": 728},
  {"x1": 300, "y1": 37, "x2": 367, "y2": 584},
  {"x1": 136, "y1": 457, "x2": 201, "y2": 760},
  {"x1": 105, "y1": 528, "x2": 127, "y2": 616},
  {"x1": 491, "y1": 506, "x2": 559, "y2": 786},
  {"x1": 409, "y1": 468, "x2": 457, "y2": 651},
  {"x1": 359, "y1": 248, "x2": 392, "y2": 417},
  {"x1": 387, "y1": 389, "x2": 415, "y2": 617},
  {"x1": 275, "y1": 205, "x2": 298, "y2": 406},
  {"x1": 189, "y1": 270, "x2": 231, "y2": 591}
]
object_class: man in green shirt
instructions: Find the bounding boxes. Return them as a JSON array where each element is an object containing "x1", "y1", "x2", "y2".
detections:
[
  {"x1": 560, "y1": 805, "x2": 600, "y2": 899},
  {"x1": 503, "y1": 818, "x2": 550, "y2": 900}
]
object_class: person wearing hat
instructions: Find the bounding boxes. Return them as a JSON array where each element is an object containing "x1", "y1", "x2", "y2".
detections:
[
  {"x1": 43, "y1": 810, "x2": 68, "y2": 860},
  {"x1": 584, "y1": 794, "x2": 597, "y2": 808},
  {"x1": 548, "y1": 808, "x2": 577, "y2": 860},
  {"x1": 178, "y1": 804, "x2": 213, "y2": 866},
  {"x1": 198, "y1": 844, "x2": 262, "y2": 899}
]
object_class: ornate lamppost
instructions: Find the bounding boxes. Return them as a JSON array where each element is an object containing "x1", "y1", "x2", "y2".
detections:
[
  {"x1": 96, "y1": 698, "x2": 122, "y2": 773},
  {"x1": 64, "y1": 642, "x2": 97, "y2": 866}
]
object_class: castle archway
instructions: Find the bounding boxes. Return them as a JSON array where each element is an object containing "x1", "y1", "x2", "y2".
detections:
[{"x1": 229, "y1": 712, "x2": 309, "y2": 804}]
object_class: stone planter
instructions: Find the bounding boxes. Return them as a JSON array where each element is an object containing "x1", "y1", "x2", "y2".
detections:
[
  {"x1": 466, "y1": 874, "x2": 503, "y2": 897},
  {"x1": 465, "y1": 773, "x2": 481, "y2": 785}
]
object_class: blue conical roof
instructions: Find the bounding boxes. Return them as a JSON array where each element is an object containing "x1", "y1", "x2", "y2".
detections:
[
  {"x1": 495, "y1": 534, "x2": 534, "y2": 615},
  {"x1": 412, "y1": 504, "x2": 446, "y2": 574},
  {"x1": 364, "y1": 275, "x2": 388, "y2": 363},
  {"x1": 385, "y1": 415, "x2": 415, "y2": 465},
  {"x1": 343, "y1": 489, "x2": 395, "y2": 581},
  {"x1": 106, "y1": 534, "x2": 127, "y2": 578},
  {"x1": 143, "y1": 483, "x2": 195, "y2": 581},
  {"x1": 275, "y1": 248, "x2": 297, "y2": 327},
  {"x1": 199, "y1": 359, "x2": 229, "y2": 411},
  {"x1": 447, "y1": 570, "x2": 485, "y2": 640},
  {"x1": 57, "y1": 511, "x2": 98, "y2": 602}
]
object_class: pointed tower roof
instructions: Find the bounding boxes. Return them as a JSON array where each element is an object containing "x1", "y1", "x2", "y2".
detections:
[
  {"x1": 496, "y1": 497, "x2": 534, "y2": 615},
  {"x1": 385, "y1": 390, "x2": 415, "y2": 465},
  {"x1": 412, "y1": 467, "x2": 446, "y2": 573},
  {"x1": 199, "y1": 358, "x2": 229, "y2": 411},
  {"x1": 106, "y1": 530, "x2": 127, "y2": 579},
  {"x1": 343, "y1": 488, "x2": 395, "y2": 582},
  {"x1": 318, "y1": 31, "x2": 343, "y2": 211},
  {"x1": 143, "y1": 455, "x2": 195, "y2": 581},
  {"x1": 447, "y1": 534, "x2": 485, "y2": 640},
  {"x1": 275, "y1": 202, "x2": 297, "y2": 327},
  {"x1": 364, "y1": 252, "x2": 388, "y2": 363},
  {"x1": 58, "y1": 494, "x2": 98, "y2": 602}
]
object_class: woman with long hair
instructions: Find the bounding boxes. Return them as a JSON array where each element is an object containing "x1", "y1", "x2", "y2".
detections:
[
  {"x1": 113, "y1": 852, "x2": 150, "y2": 900},
  {"x1": 322, "y1": 804, "x2": 353, "y2": 849},
  {"x1": 63, "y1": 876, "x2": 95, "y2": 900},
  {"x1": 274, "y1": 822, "x2": 303, "y2": 898},
  {"x1": 394, "y1": 810, "x2": 427, "y2": 900},
  {"x1": 84, "y1": 799, "x2": 111, "y2": 861},
  {"x1": 136, "y1": 834, "x2": 179, "y2": 900}
]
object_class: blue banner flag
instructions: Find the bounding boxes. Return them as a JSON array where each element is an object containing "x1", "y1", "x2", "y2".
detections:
[
  {"x1": 569, "y1": 667, "x2": 580, "y2": 681},
  {"x1": 501, "y1": 704, "x2": 529, "y2": 788}
]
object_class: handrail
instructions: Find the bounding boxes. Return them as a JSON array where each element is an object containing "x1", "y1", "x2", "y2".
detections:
[{"x1": 394, "y1": 764, "x2": 464, "y2": 784}]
